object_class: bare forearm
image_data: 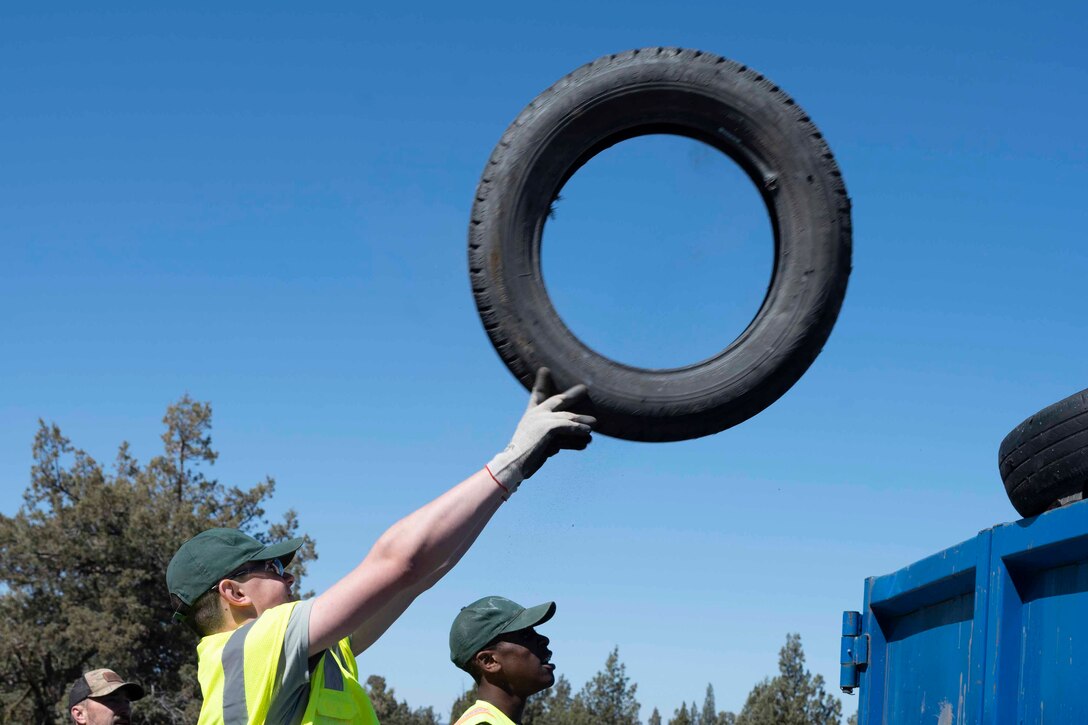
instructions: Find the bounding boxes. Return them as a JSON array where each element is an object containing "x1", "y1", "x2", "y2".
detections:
[
  {"x1": 309, "y1": 370, "x2": 594, "y2": 656},
  {"x1": 373, "y1": 469, "x2": 503, "y2": 578},
  {"x1": 349, "y1": 505, "x2": 493, "y2": 654},
  {"x1": 310, "y1": 469, "x2": 503, "y2": 653}
]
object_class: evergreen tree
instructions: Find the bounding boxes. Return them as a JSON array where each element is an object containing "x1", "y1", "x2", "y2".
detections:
[
  {"x1": 366, "y1": 675, "x2": 439, "y2": 725},
  {"x1": 648, "y1": 707, "x2": 662, "y2": 725},
  {"x1": 0, "y1": 396, "x2": 314, "y2": 724},
  {"x1": 846, "y1": 713, "x2": 857, "y2": 725},
  {"x1": 451, "y1": 671, "x2": 578, "y2": 725},
  {"x1": 703, "y1": 683, "x2": 736, "y2": 725},
  {"x1": 735, "y1": 634, "x2": 842, "y2": 725},
  {"x1": 522, "y1": 690, "x2": 549, "y2": 725},
  {"x1": 669, "y1": 702, "x2": 693, "y2": 725},
  {"x1": 573, "y1": 647, "x2": 641, "y2": 725},
  {"x1": 702, "y1": 685, "x2": 716, "y2": 725},
  {"x1": 534, "y1": 673, "x2": 576, "y2": 725},
  {"x1": 449, "y1": 683, "x2": 479, "y2": 725}
]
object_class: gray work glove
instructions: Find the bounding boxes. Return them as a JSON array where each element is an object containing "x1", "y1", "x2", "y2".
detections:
[{"x1": 486, "y1": 368, "x2": 596, "y2": 497}]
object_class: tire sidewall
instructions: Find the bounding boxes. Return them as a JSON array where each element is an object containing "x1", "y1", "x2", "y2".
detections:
[{"x1": 470, "y1": 49, "x2": 851, "y2": 441}]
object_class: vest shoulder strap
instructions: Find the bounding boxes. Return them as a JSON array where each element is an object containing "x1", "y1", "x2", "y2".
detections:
[{"x1": 454, "y1": 704, "x2": 500, "y2": 725}]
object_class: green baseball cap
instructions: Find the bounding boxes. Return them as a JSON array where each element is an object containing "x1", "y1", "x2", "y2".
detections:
[
  {"x1": 449, "y1": 595, "x2": 556, "y2": 671},
  {"x1": 167, "y1": 527, "x2": 304, "y2": 607}
]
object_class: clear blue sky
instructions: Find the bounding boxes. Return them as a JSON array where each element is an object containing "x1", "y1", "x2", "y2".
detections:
[{"x1": 2, "y1": 2, "x2": 1086, "y2": 720}]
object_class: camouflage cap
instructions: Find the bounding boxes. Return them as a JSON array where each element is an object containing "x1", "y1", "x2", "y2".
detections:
[{"x1": 68, "y1": 668, "x2": 145, "y2": 707}]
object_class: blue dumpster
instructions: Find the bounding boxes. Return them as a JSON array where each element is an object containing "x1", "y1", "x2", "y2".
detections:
[{"x1": 842, "y1": 499, "x2": 1088, "y2": 723}]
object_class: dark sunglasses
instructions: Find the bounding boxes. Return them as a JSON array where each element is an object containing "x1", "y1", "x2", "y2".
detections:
[
  {"x1": 217, "y1": 557, "x2": 287, "y2": 588},
  {"x1": 174, "y1": 558, "x2": 290, "y2": 626}
]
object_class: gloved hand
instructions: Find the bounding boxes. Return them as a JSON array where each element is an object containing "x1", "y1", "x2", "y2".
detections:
[{"x1": 486, "y1": 368, "x2": 596, "y2": 497}]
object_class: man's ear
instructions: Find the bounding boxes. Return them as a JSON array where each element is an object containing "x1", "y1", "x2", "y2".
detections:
[
  {"x1": 70, "y1": 704, "x2": 88, "y2": 725},
  {"x1": 217, "y1": 579, "x2": 250, "y2": 606},
  {"x1": 474, "y1": 648, "x2": 502, "y2": 675}
]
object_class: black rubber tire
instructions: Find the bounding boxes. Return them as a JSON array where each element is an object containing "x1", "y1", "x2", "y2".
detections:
[
  {"x1": 999, "y1": 389, "x2": 1088, "y2": 517},
  {"x1": 468, "y1": 48, "x2": 852, "y2": 442}
]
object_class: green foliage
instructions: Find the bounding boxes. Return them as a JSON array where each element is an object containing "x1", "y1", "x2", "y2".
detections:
[
  {"x1": 846, "y1": 713, "x2": 857, "y2": 725},
  {"x1": 695, "y1": 683, "x2": 735, "y2": 725},
  {"x1": 448, "y1": 677, "x2": 575, "y2": 725},
  {"x1": 366, "y1": 675, "x2": 439, "y2": 725},
  {"x1": 449, "y1": 682, "x2": 479, "y2": 725},
  {"x1": 527, "y1": 673, "x2": 576, "y2": 725},
  {"x1": 462, "y1": 649, "x2": 640, "y2": 725},
  {"x1": 669, "y1": 702, "x2": 693, "y2": 725},
  {"x1": 0, "y1": 396, "x2": 314, "y2": 724},
  {"x1": 445, "y1": 639, "x2": 842, "y2": 725},
  {"x1": 700, "y1": 685, "x2": 715, "y2": 725},
  {"x1": 572, "y1": 647, "x2": 641, "y2": 725},
  {"x1": 735, "y1": 634, "x2": 842, "y2": 725},
  {"x1": 663, "y1": 684, "x2": 735, "y2": 725},
  {"x1": 521, "y1": 679, "x2": 552, "y2": 725}
]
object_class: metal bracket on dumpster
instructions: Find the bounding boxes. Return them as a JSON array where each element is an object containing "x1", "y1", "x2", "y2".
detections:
[{"x1": 840, "y1": 610, "x2": 869, "y2": 694}]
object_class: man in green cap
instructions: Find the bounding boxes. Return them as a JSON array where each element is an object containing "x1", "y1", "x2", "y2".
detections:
[
  {"x1": 449, "y1": 595, "x2": 557, "y2": 725},
  {"x1": 166, "y1": 370, "x2": 592, "y2": 725}
]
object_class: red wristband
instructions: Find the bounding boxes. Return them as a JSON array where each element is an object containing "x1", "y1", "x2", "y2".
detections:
[{"x1": 485, "y1": 465, "x2": 510, "y2": 501}]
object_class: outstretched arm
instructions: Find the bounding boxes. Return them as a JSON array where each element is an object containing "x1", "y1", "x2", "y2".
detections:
[
  {"x1": 308, "y1": 370, "x2": 594, "y2": 656},
  {"x1": 346, "y1": 496, "x2": 492, "y2": 655}
]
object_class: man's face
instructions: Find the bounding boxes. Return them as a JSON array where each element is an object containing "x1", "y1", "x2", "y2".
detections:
[
  {"x1": 226, "y1": 558, "x2": 296, "y2": 614},
  {"x1": 70, "y1": 692, "x2": 132, "y2": 725},
  {"x1": 487, "y1": 627, "x2": 555, "y2": 696}
]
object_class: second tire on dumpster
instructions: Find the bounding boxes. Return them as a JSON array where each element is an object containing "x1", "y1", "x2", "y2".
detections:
[
  {"x1": 999, "y1": 388, "x2": 1088, "y2": 517},
  {"x1": 469, "y1": 48, "x2": 852, "y2": 442}
]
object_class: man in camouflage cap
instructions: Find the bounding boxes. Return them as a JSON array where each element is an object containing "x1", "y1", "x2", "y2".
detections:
[{"x1": 68, "y1": 668, "x2": 144, "y2": 725}]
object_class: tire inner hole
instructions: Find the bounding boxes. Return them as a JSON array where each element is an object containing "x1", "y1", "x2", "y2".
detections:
[{"x1": 541, "y1": 133, "x2": 774, "y2": 370}]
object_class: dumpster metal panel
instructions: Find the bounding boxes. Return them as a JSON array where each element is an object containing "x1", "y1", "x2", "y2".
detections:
[
  {"x1": 983, "y1": 505, "x2": 1088, "y2": 723},
  {"x1": 854, "y1": 533, "x2": 989, "y2": 724},
  {"x1": 849, "y1": 500, "x2": 1088, "y2": 724}
]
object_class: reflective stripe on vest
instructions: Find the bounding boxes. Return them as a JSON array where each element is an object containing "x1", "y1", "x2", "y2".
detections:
[
  {"x1": 455, "y1": 706, "x2": 494, "y2": 725},
  {"x1": 323, "y1": 649, "x2": 344, "y2": 691},
  {"x1": 454, "y1": 700, "x2": 515, "y2": 725},
  {"x1": 221, "y1": 620, "x2": 258, "y2": 725},
  {"x1": 299, "y1": 643, "x2": 380, "y2": 725}
]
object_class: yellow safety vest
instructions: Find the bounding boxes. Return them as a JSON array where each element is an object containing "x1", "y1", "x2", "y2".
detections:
[
  {"x1": 300, "y1": 637, "x2": 379, "y2": 725},
  {"x1": 196, "y1": 600, "x2": 379, "y2": 725},
  {"x1": 453, "y1": 700, "x2": 518, "y2": 725}
]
